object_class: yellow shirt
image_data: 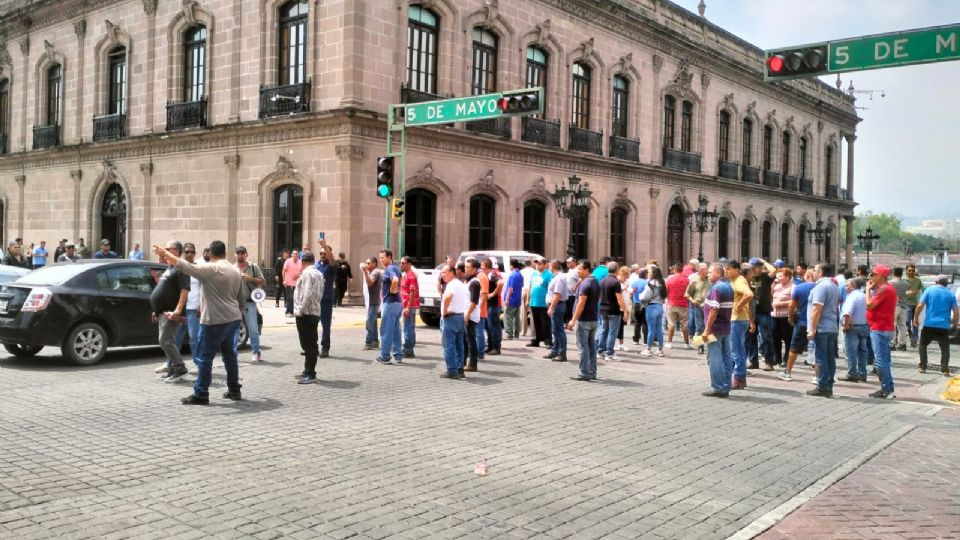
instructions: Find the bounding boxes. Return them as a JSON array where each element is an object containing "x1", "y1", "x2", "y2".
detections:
[{"x1": 731, "y1": 275, "x2": 752, "y2": 321}]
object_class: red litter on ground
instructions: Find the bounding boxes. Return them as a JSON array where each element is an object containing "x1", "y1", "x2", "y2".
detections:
[{"x1": 474, "y1": 459, "x2": 488, "y2": 476}]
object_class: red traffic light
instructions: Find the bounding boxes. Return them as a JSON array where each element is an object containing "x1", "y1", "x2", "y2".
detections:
[
  {"x1": 496, "y1": 91, "x2": 540, "y2": 115},
  {"x1": 767, "y1": 55, "x2": 785, "y2": 74},
  {"x1": 764, "y1": 45, "x2": 828, "y2": 80}
]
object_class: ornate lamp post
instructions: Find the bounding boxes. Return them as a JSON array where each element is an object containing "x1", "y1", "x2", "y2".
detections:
[
  {"x1": 686, "y1": 194, "x2": 718, "y2": 262},
  {"x1": 807, "y1": 210, "x2": 827, "y2": 263},
  {"x1": 551, "y1": 174, "x2": 592, "y2": 259},
  {"x1": 857, "y1": 226, "x2": 880, "y2": 268},
  {"x1": 934, "y1": 239, "x2": 948, "y2": 274}
]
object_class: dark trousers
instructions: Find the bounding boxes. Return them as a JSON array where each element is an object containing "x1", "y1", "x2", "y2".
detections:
[
  {"x1": 564, "y1": 297, "x2": 576, "y2": 325},
  {"x1": 772, "y1": 317, "x2": 792, "y2": 365},
  {"x1": 284, "y1": 286, "x2": 295, "y2": 314},
  {"x1": 465, "y1": 320, "x2": 478, "y2": 365},
  {"x1": 334, "y1": 281, "x2": 348, "y2": 306},
  {"x1": 319, "y1": 300, "x2": 333, "y2": 352},
  {"x1": 275, "y1": 280, "x2": 284, "y2": 305},
  {"x1": 632, "y1": 303, "x2": 647, "y2": 344},
  {"x1": 296, "y1": 314, "x2": 320, "y2": 376},
  {"x1": 531, "y1": 306, "x2": 550, "y2": 345},
  {"x1": 919, "y1": 327, "x2": 951, "y2": 372}
]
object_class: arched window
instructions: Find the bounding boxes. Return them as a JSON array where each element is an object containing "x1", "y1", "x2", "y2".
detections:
[
  {"x1": 572, "y1": 211, "x2": 589, "y2": 260},
  {"x1": 763, "y1": 125, "x2": 773, "y2": 171},
  {"x1": 825, "y1": 145, "x2": 834, "y2": 186},
  {"x1": 471, "y1": 28, "x2": 497, "y2": 95},
  {"x1": 273, "y1": 184, "x2": 303, "y2": 255},
  {"x1": 781, "y1": 131, "x2": 791, "y2": 175},
  {"x1": 762, "y1": 221, "x2": 772, "y2": 259},
  {"x1": 522, "y1": 200, "x2": 546, "y2": 255},
  {"x1": 184, "y1": 26, "x2": 207, "y2": 102},
  {"x1": 717, "y1": 217, "x2": 730, "y2": 259},
  {"x1": 108, "y1": 47, "x2": 127, "y2": 115},
  {"x1": 799, "y1": 137, "x2": 808, "y2": 178},
  {"x1": 405, "y1": 189, "x2": 436, "y2": 267},
  {"x1": 611, "y1": 76, "x2": 629, "y2": 138},
  {"x1": 406, "y1": 5, "x2": 439, "y2": 94},
  {"x1": 278, "y1": 1, "x2": 308, "y2": 86},
  {"x1": 740, "y1": 219, "x2": 752, "y2": 261},
  {"x1": 571, "y1": 63, "x2": 591, "y2": 129},
  {"x1": 610, "y1": 208, "x2": 628, "y2": 262},
  {"x1": 663, "y1": 95, "x2": 676, "y2": 148},
  {"x1": 680, "y1": 100, "x2": 693, "y2": 152},
  {"x1": 718, "y1": 110, "x2": 731, "y2": 161},
  {"x1": 780, "y1": 223, "x2": 790, "y2": 261},
  {"x1": 469, "y1": 195, "x2": 495, "y2": 250},
  {"x1": 46, "y1": 64, "x2": 62, "y2": 126},
  {"x1": 798, "y1": 224, "x2": 807, "y2": 263},
  {"x1": 741, "y1": 118, "x2": 753, "y2": 165},
  {"x1": 525, "y1": 47, "x2": 548, "y2": 117},
  {"x1": 0, "y1": 79, "x2": 9, "y2": 153}
]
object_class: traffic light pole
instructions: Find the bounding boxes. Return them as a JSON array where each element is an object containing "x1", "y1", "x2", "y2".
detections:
[{"x1": 386, "y1": 105, "x2": 407, "y2": 256}]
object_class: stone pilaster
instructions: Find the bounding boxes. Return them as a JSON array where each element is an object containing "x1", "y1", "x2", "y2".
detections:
[
  {"x1": 70, "y1": 169, "x2": 82, "y2": 240},
  {"x1": 649, "y1": 187, "x2": 660, "y2": 261},
  {"x1": 18, "y1": 38, "x2": 28, "y2": 151},
  {"x1": 139, "y1": 162, "x2": 153, "y2": 250},
  {"x1": 15, "y1": 174, "x2": 25, "y2": 237},
  {"x1": 224, "y1": 155, "x2": 240, "y2": 255},
  {"x1": 335, "y1": 144, "x2": 366, "y2": 272},
  {"x1": 74, "y1": 20, "x2": 86, "y2": 142}
]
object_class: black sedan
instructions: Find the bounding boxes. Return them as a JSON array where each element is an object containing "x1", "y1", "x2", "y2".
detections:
[{"x1": 0, "y1": 260, "x2": 261, "y2": 365}]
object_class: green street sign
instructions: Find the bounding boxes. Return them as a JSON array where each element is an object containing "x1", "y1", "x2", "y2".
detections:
[
  {"x1": 403, "y1": 87, "x2": 543, "y2": 127},
  {"x1": 829, "y1": 23, "x2": 960, "y2": 73}
]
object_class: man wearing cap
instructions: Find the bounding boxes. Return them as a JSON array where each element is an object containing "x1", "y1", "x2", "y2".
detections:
[
  {"x1": 913, "y1": 275, "x2": 958, "y2": 376},
  {"x1": 727, "y1": 261, "x2": 754, "y2": 389},
  {"x1": 685, "y1": 258, "x2": 700, "y2": 338},
  {"x1": 544, "y1": 259, "x2": 570, "y2": 362},
  {"x1": 564, "y1": 257, "x2": 580, "y2": 325},
  {"x1": 806, "y1": 263, "x2": 840, "y2": 398},
  {"x1": 684, "y1": 263, "x2": 710, "y2": 353},
  {"x1": 2, "y1": 241, "x2": 29, "y2": 268},
  {"x1": 235, "y1": 246, "x2": 266, "y2": 362},
  {"x1": 152, "y1": 241, "x2": 191, "y2": 382},
  {"x1": 503, "y1": 259, "x2": 523, "y2": 339},
  {"x1": 889, "y1": 267, "x2": 910, "y2": 351},
  {"x1": 57, "y1": 242, "x2": 81, "y2": 263},
  {"x1": 93, "y1": 239, "x2": 118, "y2": 259},
  {"x1": 702, "y1": 262, "x2": 734, "y2": 397},
  {"x1": 865, "y1": 264, "x2": 897, "y2": 399},
  {"x1": 748, "y1": 257, "x2": 778, "y2": 370},
  {"x1": 77, "y1": 238, "x2": 91, "y2": 259},
  {"x1": 839, "y1": 277, "x2": 870, "y2": 383}
]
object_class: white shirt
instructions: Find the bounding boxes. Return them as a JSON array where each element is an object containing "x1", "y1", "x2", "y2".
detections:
[
  {"x1": 520, "y1": 267, "x2": 535, "y2": 291},
  {"x1": 443, "y1": 278, "x2": 469, "y2": 316},
  {"x1": 186, "y1": 276, "x2": 201, "y2": 310}
]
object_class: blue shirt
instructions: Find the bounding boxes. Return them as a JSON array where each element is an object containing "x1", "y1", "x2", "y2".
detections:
[
  {"x1": 129, "y1": 250, "x2": 144, "y2": 260},
  {"x1": 314, "y1": 261, "x2": 338, "y2": 301},
  {"x1": 506, "y1": 270, "x2": 523, "y2": 308},
  {"x1": 919, "y1": 286, "x2": 957, "y2": 329},
  {"x1": 808, "y1": 278, "x2": 840, "y2": 333},
  {"x1": 380, "y1": 264, "x2": 401, "y2": 303},
  {"x1": 841, "y1": 289, "x2": 868, "y2": 326},
  {"x1": 791, "y1": 282, "x2": 816, "y2": 326},
  {"x1": 628, "y1": 276, "x2": 647, "y2": 304},
  {"x1": 529, "y1": 270, "x2": 552, "y2": 308},
  {"x1": 31, "y1": 247, "x2": 48, "y2": 266},
  {"x1": 93, "y1": 250, "x2": 119, "y2": 259},
  {"x1": 592, "y1": 266, "x2": 609, "y2": 282}
]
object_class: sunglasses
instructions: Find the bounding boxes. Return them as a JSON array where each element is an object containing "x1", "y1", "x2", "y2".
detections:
[{"x1": 184, "y1": 250, "x2": 196, "y2": 254}]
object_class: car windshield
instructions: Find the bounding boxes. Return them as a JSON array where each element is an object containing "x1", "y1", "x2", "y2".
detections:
[{"x1": 13, "y1": 264, "x2": 89, "y2": 286}]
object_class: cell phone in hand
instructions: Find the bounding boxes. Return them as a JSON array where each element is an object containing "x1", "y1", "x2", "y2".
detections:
[{"x1": 318, "y1": 232, "x2": 326, "y2": 241}]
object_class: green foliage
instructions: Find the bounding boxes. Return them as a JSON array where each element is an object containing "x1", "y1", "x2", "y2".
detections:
[{"x1": 853, "y1": 212, "x2": 946, "y2": 254}]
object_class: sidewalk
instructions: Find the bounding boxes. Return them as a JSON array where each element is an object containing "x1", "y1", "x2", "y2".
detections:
[{"x1": 259, "y1": 301, "x2": 369, "y2": 330}]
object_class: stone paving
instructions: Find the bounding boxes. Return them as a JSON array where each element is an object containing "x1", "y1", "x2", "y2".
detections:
[{"x1": 0, "y1": 306, "x2": 953, "y2": 539}]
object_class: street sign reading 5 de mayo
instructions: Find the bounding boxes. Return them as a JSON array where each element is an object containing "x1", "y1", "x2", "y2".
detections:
[
  {"x1": 829, "y1": 23, "x2": 960, "y2": 73},
  {"x1": 403, "y1": 87, "x2": 543, "y2": 127}
]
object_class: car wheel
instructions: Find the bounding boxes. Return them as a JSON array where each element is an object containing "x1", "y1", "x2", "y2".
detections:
[
  {"x1": 420, "y1": 312, "x2": 441, "y2": 328},
  {"x1": 3, "y1": 344, "x2": 43, "y2": 357},
  {"x1": 62, "y1": 322, "x2": 108, "y2": 366}
]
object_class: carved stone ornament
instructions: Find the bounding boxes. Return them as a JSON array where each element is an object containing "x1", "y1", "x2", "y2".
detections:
[
  {"x1": 652, "y1": 54, "x2": 663, "y2": 73},
  {"x1": 535, "y1": 19, "x2": 551, "y2": 47},
  {"x1": 0, "y1": 42, "x2": 10, "y2": 67},
  {"x1": 182, "y1": 0, "x2": 200, "y2": 26},
  {"x1": 104, "y1": 20, "x2": 121, "y2": 46},
  {"x1": 70, "y1": 169, "x2": 82, "y2": 182},
  {"x1": 766, "y1": 109, "x2": 777, "y2": 124},
  {"x1": 827, "y1": 133, "x2": 837, "y2": 146},
  {"x1": 416, "y1": 161, "x2": 435, "y2": 180},
  {"x1": 673, "y1": 58, "x2": 693, "y2": 88},
  {"x1": 532, "y1": 176, "x2": 547, "y2": 196},
  {"x1": 744, "y1": 204, "x2": 754, "y2": 218},
  {"x1": 74, "y1": 20, "x2": 86, "y2": 40},
  {"x1": 579, "y1": 37, "x2": 595, "y2": 61},
  {"x1": 224, "y1": 155, "x2": 239, "y2": 170},
  {"x1": 721, "y1": 93, "x2": 734, "y2": 111},
  {"x1": 19, "y1": 37, "x2": 29, "y2": 57},
  {"x1": 15, "y1": 174, "x2": 25, "y2": 186},
  {"x1": 649, "y1": 187, "x2": 660, "y2": 199},
  {"x1": 785, "y1": 115, "x2": 794, "y2": 130},
  {"x1": 141, "y1": 0, "x2": 158, "y2": 16},
  {"x1": 802, "y1": 123, "x2": 812, "y2": 138},
  {"x1": 617, "y1": 53, "x2": 633, "y2": 74},
  {"x1": 478, "y1": 170, "x2": 495, "y2": 190},
  {"x1": 100, "y1": 160, "x2": 118, "y2": 184},
  {"x1": 784, "y1": 208, "x2": 792, "y2": 220},
  {"x1": 615, "y1": 187, "x2": 630, "y2": 207},
  {"x1": 765, "y1": 207, "x2": 774, "y2": 220},
  {"x1": 335, "y1": 145, "x2": 366, "y2": 161},
  {"x1": 276, "y1": 155, "x2": 296, "y2": 176},
  {"x1": 745, "y1": 101, "x2": 757, "y2": 117},
  {"x1": 817, "y1": 121, "x2": 824, "y2": 133},
  {"x1": 139, "y1": 162, "x2": 153, "y2": 175},
  {"x1": 701, "y1": 72, "x2": 711, "y2": 90},
  {"x1": 722, "y1": 201, "x2": 732, "y2": 214},
  {"x1": 482, "y1": 0, "x2": 499, "y2": 28}
]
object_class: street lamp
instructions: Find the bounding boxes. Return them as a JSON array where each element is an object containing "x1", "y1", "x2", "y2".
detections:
[
  {"x1": 686, "y1": 194, "x2": 718, "y2": 262},
  {"x1": 857, "y1": 226, "x2": 880, "y2": 268},
  {"x1": 807, "y1": 210, "x2": 827, "y2": 263},
  {"x1": 551, "y1": 174, "x2": 592, "y2": 259},
  {"x1": 934, "y1": 239, "x2": 947, "y2": 274}
]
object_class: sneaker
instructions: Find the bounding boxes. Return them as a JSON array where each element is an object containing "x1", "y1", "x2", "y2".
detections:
[
  {"x1": 154, "y1": 364, "x2": 170, "y2": 374},
  {"x1": 544, "y1": 353, "x2": 558, "y2": 360},
  {"x1": 181, "y1": 394, "x2": 209, "y2": 405},
  {"x1": 702, "y1": 390, "x2": 729, "y2": 398},
  {"x1": 640, "y1": 349, "x2": 652, "y2": 357},
  {"x1": 731, "y1": 378, "x2": 746, "y2": 390},
  {"x1": 394, "y1": 358, "x2": 404, "y2": 365},
  {"x1": 762, "y1": 363, "x2": 775, "y2": 372},
  {"x1": 297, "y1": 375, "x2": 316, "y2": 385},
  {"x1": 363, "y1": 344, "x2": 377, "y2": 351},
  {"x1": 552, "y1": 354, "x2": 568, "y2": 362},
  {"x1": 869, "y1": 389, "x2": 895, "y2": 399},
  {"x1": 319, "y1": 349, "x2": 330, "y2": 358},
  {"x1": 618, "y1": 344, "x2": 629, "y2": 352},
  {"x1": 777, "y1": 371, "x2": 792, "y2": 381},
  {"x1": 375, "y1": 357, "x2": 391, "y2": 365},
  {"x1": 605, "y1": 354, "x2": 620, "y2": 362},
  {"x1": 403, "y1": 351, "x2": 416, "y2": 358},
  {"x1": 251, "y1": 352, "x2": 262, "y2": 362},
  {"x1": 664, "y1": 343, "x2": 672, "y2": 349},
  {"x1": 806, "y1": 387, "x2": 832, "y2": 398},
  {"x1": 918, "y1": 367, "x2": 927, "y2": 374},
  {"x1": 222, "y1": 391, "x2": 242, "y2": 401},
  {"x1": 285, "y1": 313, "x2": 293, "y2": 318},
  {"x1": 164, "y1": 369, "x2": 189, "y2": 383},
  {"x1": 839, "y1": 375, "x2": 860, "y2": 382},
  {"x1": 684, "y1": 343, "x2": 693, "y2": 350},
  {"x1": 656, "y1": 349, "x2": 665, "y2": 357}
]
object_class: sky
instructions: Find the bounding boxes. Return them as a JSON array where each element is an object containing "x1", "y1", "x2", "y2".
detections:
[{"x1": 695, "y1": 0, "x2": 960, "y2": 221}]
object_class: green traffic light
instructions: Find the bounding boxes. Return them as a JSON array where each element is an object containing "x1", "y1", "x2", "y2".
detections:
[{"x1": 377, "y1": 184, "x2": 393, "y2": 197}]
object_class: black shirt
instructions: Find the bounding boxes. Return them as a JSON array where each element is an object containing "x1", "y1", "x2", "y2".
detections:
[
  {"x1": 575, "y1": 276, "x2": 601, "y2": 322},
  {"x1": 1, "y1": 253, "x2": 30, "y2": 269},
  {"x1": 336, "y1": 261, "x2": 353, "y2": 284},
  {"x1": 598, "y1": 275, "x2": 623, "y2": 316},
  {"x1": 751, "y1": 273, "x2": 774, "y2": 314},
  {"x1": 150, "y1": 266, "x2": 191, "y2": 314},
  {"x1": 273, "y1": 256, "x2": 285, "y2": 280},
  {"x1": 487, "y1": 272, "x2": 501, "y2": 308}
]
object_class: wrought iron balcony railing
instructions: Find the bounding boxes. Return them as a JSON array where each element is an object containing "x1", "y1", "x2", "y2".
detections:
[
  {"x1": 826, "y1": 184, "x2": 840, "y2": 199},
  {"x1": 741, "y1": 165, "x2": 760, "y2": 184},
  {"x1": 93, "y1": 113, "x2": 126, "y2": 142},
  {"x1": 399, "y1": 85, "x2": 442, "y2": 104},
  {"x1": 569, "y1": 126, "x2": 602, "y2": 155},
  {"x1": 718, "y1": 160, "x2": 739, "y2": 180},
  {"x1": 32, "y1": 124, "x2": 60, "y2": 150},
  {"x1": 465, "y1": 117, "x2": 512, "y2": 138},
  {"x1": 166, "y1": 99, "x2": 208, "y2": 131},
  {"x1": 662, "y1": 147, "x2": 702, "y2": 174},
  {"x1": 259, "y1": 81, "x2": 311, "y2": 118},
  {"x1": 762, "y1": 170, "x2": 781, "y2": 188},
  {"x1": 800, "y1": 178, "x2": 814, "y2": 195},
  {"x1": 609, "y1": 136, "x2": 639, "y2": 161},
  {"x1": 782, "y1": 175, "x2": 798, "y2": 191},
  {"x1": 840, "y1": 188, "x2": 850, "y2": 201},
  {"x1": 520, "y1": 117, "x2": 560, "y2": 147}
]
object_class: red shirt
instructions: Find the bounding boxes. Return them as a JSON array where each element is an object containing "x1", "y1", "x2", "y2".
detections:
[
  {"x1": 665, "y1": 273, "x2": 690, "y2": 308},
  {"x1": 866, "y1": 283, "x2": 896, "y2": 331},
  {"x1": 400, "y1": 269, "x2": 420, "y2": 309}
]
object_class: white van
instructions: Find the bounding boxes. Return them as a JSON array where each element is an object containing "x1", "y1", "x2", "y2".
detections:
[{"x1": 456, "y1": 250, "x2": 543, "y2": 271}]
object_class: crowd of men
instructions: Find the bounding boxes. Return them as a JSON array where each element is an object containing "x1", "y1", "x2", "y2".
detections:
[{"x1": 0, "y1": 237, "x2": 149, "y2": 268}]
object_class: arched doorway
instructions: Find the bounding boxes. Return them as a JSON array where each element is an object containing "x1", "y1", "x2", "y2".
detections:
[
  {"x1": 273, "y1": 184, "x2": 303, "y2": 255},
  {"x1": 405, "y1": 188, "x2": 436, "y2": 267},
  {"x1": 100, "y1": 184, "x2": 127, "y2": 252},
  {"x1": 666, "y1": 204, "x2": 685, "y2": 265}
]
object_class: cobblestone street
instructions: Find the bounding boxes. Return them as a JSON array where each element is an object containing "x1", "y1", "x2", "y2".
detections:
[{"x1": 0, "y1": 307, "x2": 955, "y2": 539}]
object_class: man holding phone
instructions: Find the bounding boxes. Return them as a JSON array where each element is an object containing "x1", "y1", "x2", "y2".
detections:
[{"x1": 314, "y1": 234, "x2": 337, "y2": 357}]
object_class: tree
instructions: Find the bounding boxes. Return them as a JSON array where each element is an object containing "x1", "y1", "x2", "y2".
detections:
[{"x1": 853, "y1": 212, "x2": 903, "y2": 252}]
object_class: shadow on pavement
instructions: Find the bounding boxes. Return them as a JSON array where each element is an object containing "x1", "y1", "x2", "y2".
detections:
[
  {"x1": 206, "y1": 397, "x2": 285, "y2": 415},
  {"x1": 315, "y1": 379, "x2": 361, "y2": 390},
  {"x1": 481, "y1": 359, "x2": 523, "y2": 367},
  {"x1": 595, "y1": 379, "x2": 644, "y2": 388},
  {"x1": 729, "y1": 394, "x2": 789, "y2": 404},
  {"x1": 0, "y1": 347, "x2": 163, "y2": 371},
  {"x1": 462, "y1": 376, "x2": 502, "y2": 386},
  {"x1": 474, "y1": 369, "x2": 522, "y2": 378}
]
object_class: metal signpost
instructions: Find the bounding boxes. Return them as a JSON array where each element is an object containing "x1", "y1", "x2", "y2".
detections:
[{"x1": 383, "y1": 87, "x2": 544, "y2": 255}]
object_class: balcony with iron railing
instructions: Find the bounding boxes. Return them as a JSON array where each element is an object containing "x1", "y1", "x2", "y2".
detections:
[
  {"x1": 800, "y1": 178, "x2": 814, "y2": 195},
  {"x1": 718, "y1": 160, "x2": 739, "y2": 180},
  {"x1": 609, "y1": 136, "x2": 639, "y2": 162},
  {"x1": 782, "y1": 175, "x2": 798, "y2": 192},
  {"x1": 825, "y1": 184, "x2": 840, "y2": 199},
  {"x1": 569, "y1": 126, "x2": 602, "y2": 155},
  {"x1": 0, "y1": 133, "x2": 6, "y2": 155},
  {"x1": 762, "y1": 170, "x2": 781, "y2": 188},
  {"x1": 399, "y1": 85, "x2": 443, "y2": 104},
  {"x1": 259, "y1": 80, "x2": 311, "y2": 118},
  {"x1": 465, "y1": 117, "x2": 512, "y2": 138},
  {"x1": 741, "y1": 165, "x2": 760, "y2": 184},
  {"x1": 166, "y1": 99, "x2": 207, "y2": 131},
  {"x1": 32, "y1": 124, "x2": 60, "y2": 150},
  {"x1": 662, "y1": 147, "x2": 702, "y2": 173},
  {"x1": 840, "y1": 188, "x2": 850, "y2": 201},
  {"x1": 520, "y1": 117, "x2": 560, "y2": 147},
  {"x1": 92, "y1": 113, "x2": 127, "y2": 142}
]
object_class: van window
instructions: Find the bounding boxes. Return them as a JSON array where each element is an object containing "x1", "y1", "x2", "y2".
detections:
[{"x1": 97, "y1": 266, "x2": 155, "y2": 292}]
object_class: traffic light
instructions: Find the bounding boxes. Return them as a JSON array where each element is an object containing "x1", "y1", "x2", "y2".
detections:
[
  {"x1": 376, "y1": 156, "x2": 394, "y2": 198},
  {"x1": 764, "y1": 44, "x2": 828, "y2": 81},
  {"x1": 391, "y1": 197, "x2": 405, "y2": 221},
  {"x1": 496, "y1": 88, "x2": 542, "y2": 116}
]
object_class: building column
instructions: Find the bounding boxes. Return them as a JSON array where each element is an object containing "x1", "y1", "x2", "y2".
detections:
[
  {"x1": 70, "y1": 169, "x2": 82, "y2": 240},
  {"x1": 139, "y1": 162, "x2": 153, "y2": 251},
  {"x1": 229, "y1": 0, "x2": 243, "y2": 122},
  {"x1": 335, "y1": 144, "x2": 366, "y2": 275},
  {"x1": 649, "y1": 187, "x2": 660, "y2": 261},
  {"x1": 844, "y1": 134, "x2": 855, "y2": 266},
  {"x1": 143, "y1": 4, "x2": 158, "y2": 132},
  {"x1": 15, "y1": 174, "x2": 25, "y2": 238},
  {"x1": 74, "y1": 21, "x2": 86, "y2": 142},
  {"x1": 18, "y1": 38, "x2": 29, "y2": 151},
  {"x1": 338, "y1": 0, "x2": 365, "y2": 108},
  {"x1": 224, "y1": 155, "x2": 239, "y2": 255}
]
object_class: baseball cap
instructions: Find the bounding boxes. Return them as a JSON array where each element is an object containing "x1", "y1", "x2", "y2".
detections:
[
  {"x1": 773, "y1": 259, "x2": 785, "y2": 268},
  {"x1": 566, "y1": 256, "x2": 576, "y2": 263},
  {"x1": 748, "y1": 257, "x2": 762, "y2": 267},
  {"x1": 65, "y1": 241, "x2": 76, "y2": 248},
  {"x1": 688, "y1": 258, "x2": 699, "y2": 266},
  {"x1": 872, "y1": 264, "x2": 891, "y2": 278},
  {"x1": 100, "y1": 239, "x2": 111, "y2": 246},
  {"x1": 235, "y1": 246, "x2": 247, "y2": 253}
]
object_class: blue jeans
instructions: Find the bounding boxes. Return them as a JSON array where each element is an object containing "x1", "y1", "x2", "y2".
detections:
[
  {"x1": 814, "y1": 332, "x2": 838, "y2": 392},
  {"x1": 645, "y1": 304, "x2": 664, "y2": 349},
  {"x1": 905, "y1": 305, "x2": 918, "y2": 343},
  {"x1": 689, "y1": 305, "x2": 705, "y2": 335},
  {"x1": 235, "y1": 302, "x2": 261, "y2": 354},
  {"x1": 175, "y1": 309, "x2": 201, "y2": 363},
  {"x1": 365, "y1": 303, "x2": 379, "y2": 345},
  {"x1": 475, "y1": 317, "x2": 486, "y2": 360},
  {"x1": 731, "y1": 320, "x2": 749, "y2": 380},
  {"x1": 871, "y1": 330, "x2": 895, "y2": 394},
  {"x1": 193, "y1": 320, "x2": 241, "y2": 399},
  {"x1": 844, "y1": 325, "x2": 870, "y2": 378},
  {"x1": 319, "y1": 300, "x2": 333, "y2": 351},
  {"x1": 550, "y1": 303, "x2": 567, "y2": 355},
  {"x1": 707, "y1": 334, "x2": 733, "y2": 393},
  {"x1": 756, "y1": 313, "x2": 775, "y2": 363},
  {"x1": 379, "y1": 302, "x2": 402, "y2": 360},
  {"x1": 486, "y1": 305, "x2": 502, "y2": 351},
  {"x1": 403, "y1": 308, "x2": 417, "y2": 354},
  {"x1": 441, "y1": 315, "x2": 465, "y2": 374},
  {"x1": 599, "y1": 314, "x2": 621, "y2": 356},
  {"x1": 576, "y1": 321, "x2": 598, "y2": 379}
]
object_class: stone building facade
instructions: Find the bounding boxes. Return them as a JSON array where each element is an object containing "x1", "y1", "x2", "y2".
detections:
[{"x1": 0, "y1": 0, "x2": 858, "y2": 282}]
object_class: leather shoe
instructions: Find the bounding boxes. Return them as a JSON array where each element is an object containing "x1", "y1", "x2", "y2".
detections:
[
  {"x1": 525, "y1": 341, "x2": 540, "y2": 347},
  {"x1": 487, "y1": 349, "x2": 501, "y2": 355},
  {"x1": 464, "y1": 364, "x2": 477, "y2": 372},
  {"x1": 544, "y1": 353, "x2": 558, "y2": 359},
  {"x1": 438, "y1": 372, "x2": 459, "y2": 379},
  {"x1": 839, "y1": 375, "x2": 860, "y2": 382},
  {"x1": 702, "y1": 390, "x2": 729, "y2": 398},
  {"x1": 569, "y1": 376, "x2": 593, "y2": 382},
  {"x1": 805, "y1": 387, "x2": 833, "y2": 397},
  {"x1": 552, "y1": 354, "x2": 567, "y2": 362}
]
